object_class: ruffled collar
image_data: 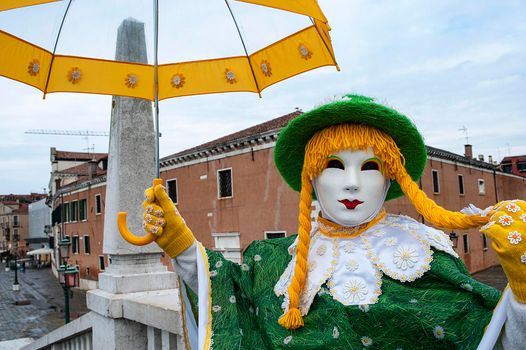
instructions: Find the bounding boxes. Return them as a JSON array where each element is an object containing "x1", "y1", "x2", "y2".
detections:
[
  {"x1": 318, "y1": 210, "x2": 386, "y2": 238},
  {"x1": 274, "y1": 214, "x2": 458, "y2": 316}
]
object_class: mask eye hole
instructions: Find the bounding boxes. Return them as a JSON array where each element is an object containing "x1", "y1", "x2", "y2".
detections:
[
  {"x1": 326, "y1": 158, "x2": 344, "y2": 170},
  {"x1": 361, "y1": 159, "x2": 381, "y2": 171}
]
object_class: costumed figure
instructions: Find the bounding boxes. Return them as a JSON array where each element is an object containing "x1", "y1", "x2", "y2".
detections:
[{"x1": 138, "y1": 95, "x2": 526, "y2": 349}]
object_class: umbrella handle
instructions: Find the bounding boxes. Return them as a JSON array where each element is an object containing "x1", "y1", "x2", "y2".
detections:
[{"x1": 117, "y1": 178, "x2": 163, "y2": 246}]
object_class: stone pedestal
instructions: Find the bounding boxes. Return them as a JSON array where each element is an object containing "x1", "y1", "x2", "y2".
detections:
[
  {"x1": 86, "y1": 18, "x2": 181, "y2": 350},
  {"x1": 91, "y1": 313, "x2": 147, "y2": 350}
]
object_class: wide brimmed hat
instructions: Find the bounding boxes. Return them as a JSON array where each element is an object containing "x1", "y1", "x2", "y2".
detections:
[{"x1": 274, "y1": 94, "x2": 427, "y2": 201}]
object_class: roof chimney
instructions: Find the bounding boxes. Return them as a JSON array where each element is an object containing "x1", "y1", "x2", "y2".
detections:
[
  {"x1": 488, "y1": 155, "x2": 493, "y2": 164},
  {"x1": 464, "y1": 144, "x2": 473, "y2": 159},
  {"x1": 478, "y1": 154, "x2": 484, "y2": 162},
  {"x1": 88, "y1": 159, "x2": 97, "y2": 179}
]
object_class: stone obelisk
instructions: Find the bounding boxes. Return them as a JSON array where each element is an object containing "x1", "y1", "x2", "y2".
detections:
[{"x1": 87, "y1": 19, "x2": 178, "y2": 350}]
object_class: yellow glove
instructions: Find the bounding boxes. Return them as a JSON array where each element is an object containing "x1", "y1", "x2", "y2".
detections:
[
  {"x1": 480, "y1": 200, "x2": 526, "y2": 303},
  {"x1": 142, "y1": 184, "x2": 195, "y2": 258}
]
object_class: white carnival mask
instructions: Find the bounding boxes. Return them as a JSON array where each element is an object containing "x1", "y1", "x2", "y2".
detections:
[{"x1": 312, "y1": 148, "x2": 390, "y2": 227}]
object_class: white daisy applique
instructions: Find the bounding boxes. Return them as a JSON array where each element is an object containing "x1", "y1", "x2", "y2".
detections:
[
  {"x1": 508, "y1": 231, "x2": 522, "y2": 245},
  {"x1": 433, "y1": 326, "x2": 445, "y2": 340},
  {"x1": 393, "y1": 245, "x2": 419, "y2": 270},
  {"x1": 384, "y1": 237, "x2": 398, "y2": 247},
  {"x1": 460, "y1": 283, "x2": 473, "y2": 292},
  {"x1": 343, "y1": 242, "x2": 355, "y2": 253},
  {"x1": 506, "y1": 203, "x2": 520, "y2": 213},
  {"x1": 499, "y1": 215, "x2": 514, "y2": 226},
  {"x1": 361, "y1": 336, "x2": 373, "y2": 347},
  {"x1": 345, "y1": 259, "x2": 359, "y2": 271},
  {"x1": 332, "y1": 326, "x2": 340, "y2": 339},
  {"x1": 343, "y1": 279, "x2": 367, "y2": 303}
]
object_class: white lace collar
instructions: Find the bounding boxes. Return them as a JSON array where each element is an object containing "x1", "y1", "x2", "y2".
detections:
[{"x1": 274, "y1": 214, "x2": 458, "y2": 316}]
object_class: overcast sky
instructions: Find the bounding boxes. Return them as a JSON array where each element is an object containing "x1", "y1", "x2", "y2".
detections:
[{"x1": 0, "y1": 0, "x2": 525, "y2": 194}]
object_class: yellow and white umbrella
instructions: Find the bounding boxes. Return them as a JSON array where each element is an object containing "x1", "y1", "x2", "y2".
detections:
[{"x1": 0, "y1": 0, "x2": 339, "y2": 244}]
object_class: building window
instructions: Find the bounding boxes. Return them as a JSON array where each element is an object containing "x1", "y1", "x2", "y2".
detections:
[
  {"x1": 99, "y1": 255, "x2": 105, "y2": 271},
  {"x1": 212, "y1": 232, "x2": 241, "y2": 263},
  {"x1": 95, "y1": 194, "x2": 102, "y2": 215},
  {"x1": 71, "y1": 201, "x2": 78, "y2": 222},
  {"x1": 63, "y1": 203, "x2": 70, "y2": 223},
  {"x1": 265, "y1": 231, "x2": 286, "y2": 239},
  {"x1": 518, "y1": 162, "x2": 526, "y2": 172},
  {"x1": 217, "y1": 168, "x2": 233, "y2": 199},
  {"x1": 482, "y1": 234, "x2": 488, "y2": 251},
  {"x1": 84, "y1": 235, "x2": 91, "y2": 255},
  {"x1": 478, "y1": 179, "x2": 486, "y2": 195},
  {"x1": 166, "y1": 178, "x2": 178, "y2": 204},
  {"x1": 79, "y1": 199, "x2": 87, "y2": 221},
  {"x1": 72, "y1": 235, "x2": 79, "y2": 254},
  {"x1": 463, "y1": 234, "x2": 469, "y2": 254},
  {"x1": 13, "y1": 215, "x2": 19, "y2": 227},
  {"x1": 501, "y1": 163, "x2": 512, "y2": 173},
  {"x1": 458, "y1": 174, "x2": 465, "y2": 195},
  {"x1": 432, "y1": 170, "x2": 440, "y2": 194}
]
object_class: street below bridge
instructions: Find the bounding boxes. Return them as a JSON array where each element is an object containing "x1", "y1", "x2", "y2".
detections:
[{"x1": 0, "y1": 266, "x2": 87, "y2": 342}]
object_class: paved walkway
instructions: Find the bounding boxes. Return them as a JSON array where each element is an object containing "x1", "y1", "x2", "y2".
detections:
[
  {"x1": 473, "y1": 265, "x2": 508, "y2": 291},
  {"x1": 0, "y1": 266, "x2": 87, "y2": 342}
]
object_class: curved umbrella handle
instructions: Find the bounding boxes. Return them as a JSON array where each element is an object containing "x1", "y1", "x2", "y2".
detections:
[{"x1": 117, "y1": 178, "x2": 163, "y2": 246}]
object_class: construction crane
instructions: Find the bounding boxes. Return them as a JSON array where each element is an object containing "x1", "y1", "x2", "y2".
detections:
[
  {"x1": 25, "y1": 129, "x2": 109, "y2": 153},
  {"x1": 25, "y1": 129, "x2": 109, "y2": 136}
]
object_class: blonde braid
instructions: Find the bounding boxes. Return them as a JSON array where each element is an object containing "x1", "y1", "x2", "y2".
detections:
[
  {"x1": 393, "y1": 163, "x2": 489, "y2": 229},
  {"x1": 278, "y1": 171, "x2": 313, "y2": 329}
]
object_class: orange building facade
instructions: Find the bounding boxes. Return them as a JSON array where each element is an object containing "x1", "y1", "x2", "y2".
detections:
[
  {"x1": 1, "y1": 194, "x2": 46, "y2": 257},
  {"x1": 51, "y1": 112, "x2": 526, "y2": 288}
]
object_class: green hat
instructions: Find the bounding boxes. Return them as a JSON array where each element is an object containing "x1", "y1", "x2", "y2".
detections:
[{"x1": 274, "y1": 94, "x2": 427, "y2": 201}]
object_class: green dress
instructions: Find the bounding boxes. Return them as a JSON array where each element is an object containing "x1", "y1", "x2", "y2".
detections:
[{"x1": 188, "y1": 234, "x2": 500, "y2": 350}]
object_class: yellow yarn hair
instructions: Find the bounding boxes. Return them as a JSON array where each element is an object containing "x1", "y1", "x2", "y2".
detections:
[{"x1": 278, "y1": 124, "x2": 489, "y2": 329}]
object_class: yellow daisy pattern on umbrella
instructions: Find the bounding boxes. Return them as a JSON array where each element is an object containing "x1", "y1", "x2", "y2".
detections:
[
  {"x1": 67, "y1": 67, "x2": 82, "y2": 84},
  {"x1": 260, "y1": 60, "x2": 272, "y2": 77},
  {"x1": 125, "y1": 73, "x2": 138, "y2": 88},
  {"x1": 298, "y1": 43, "x2": 313, "y2": 60},
  {"x1": 171, "y1": 73, "x2": 185, "y2": 88},
  {"x1": 224, "y1": 69, "x2": 237, "y2": 84},
  {"x1": 27, "y1": 59, "x2": 40, "y2": 76}
]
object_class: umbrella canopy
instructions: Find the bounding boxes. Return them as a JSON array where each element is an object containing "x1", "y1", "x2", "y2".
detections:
[
  {"x1": 27, "y1": 247, "x2": 53, "y2": 255},
  {"x1": 0, "y1": 0, "x2": 338, "y2": 101},
  {"x1": 1, "y1": 0, "x2": 340, "y2": 246}
]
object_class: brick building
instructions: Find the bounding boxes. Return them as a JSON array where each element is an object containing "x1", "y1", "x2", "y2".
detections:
[
  {"x1": 500, "y1": 155, "x2": 526, "y2": 177},
  {"x1": 49, "y1": 149, "x2": 109, "y2": 289},
  {"x1": 49, "y1": 111, "x2": 526, "y2": 288},
  {"x1": 0, "y1": 193, "x2": 47, "y2": 258},
  {"x1": 159, "y1": 112, "x2": 526, "y2": 273}
]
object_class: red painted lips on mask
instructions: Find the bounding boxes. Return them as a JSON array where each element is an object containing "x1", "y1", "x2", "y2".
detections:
[{"x1": 338, "y1": 199, "x2": 364, "y2": 209}]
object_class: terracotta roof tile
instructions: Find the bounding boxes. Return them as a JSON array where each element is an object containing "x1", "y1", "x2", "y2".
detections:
[
  {"x1": 162, "y1": 111, "x2": 301, "y2": 160},
  {"x1": 56, "y1": 162, "x2": 106, "y2": 177},
  {"x1": 501, "y1": 155, "x2": 526, "y2": 163},
  {"x1": 55, "y1": 150, "x2": 108, "y2": 161}
]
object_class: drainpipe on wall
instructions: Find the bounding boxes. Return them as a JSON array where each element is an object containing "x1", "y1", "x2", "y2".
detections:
[{"x1": 493, "y1": 167, "x2": 499, "y2": 203}]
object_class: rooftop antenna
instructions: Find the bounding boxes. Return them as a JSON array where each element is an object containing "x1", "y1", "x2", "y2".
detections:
[{"x1": 459, "y1": 126, "x2": 470, "y2": 144}]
